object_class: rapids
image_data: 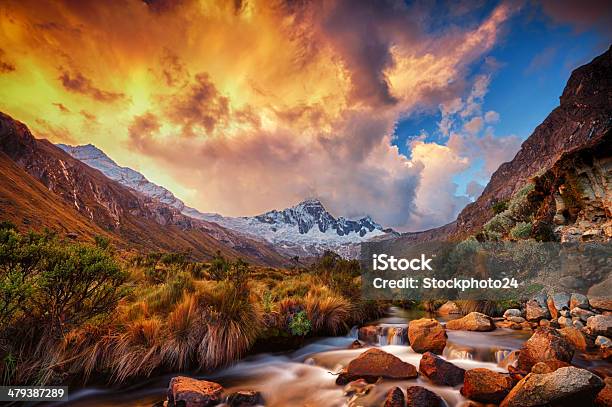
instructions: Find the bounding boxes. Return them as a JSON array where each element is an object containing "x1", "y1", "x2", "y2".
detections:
[{"x1": 50, "y1": 307, "x2": 532, "y2": 407}]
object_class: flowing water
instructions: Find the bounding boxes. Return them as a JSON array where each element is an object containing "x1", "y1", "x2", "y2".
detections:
[{"x1": 50, "y1": 308, "x2": 533, "y2": 407}]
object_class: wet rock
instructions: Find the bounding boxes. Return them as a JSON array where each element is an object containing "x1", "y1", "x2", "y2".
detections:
[
  {"x1": 517, "y1": 327, "x2": 574, "y2": 371},
  {"x1": 496, "y1": 320, "x2": 520, "y2": 329},
  {"x1": 346, "y1": 348, "x2": 418, "y2": 381},
  {"x1": 503, "y1": 309, "x2": 522, "y2": 319},
  {"x1": 587, "y1": 315, "x2": 612, "y2": 337},
  {"x1": 526, "y1": 299, "x2": 550, "y2": 321},
  {"x1": 589, "y1": 297, "x2": 612, "y2": 312},
  {"x1": 335, "y1": 368, "x2": 352, "y2": 385},
  {"x1": 498, "y1": 350, "x2": 520, "y2": 369},
  {"x1": 507, "y1": 316, "x2": 526, "y2": 324},
  {"x1": 408, "y1": 318, "x2": 447, "y2": 354},
  {"x1": 557, "y1": 316, "x2": 572, "y2": 327},
  {"x1": 573, "y1": 319, "x2": 585, "y2": 329},
  {"x1": 460, "y1": 368, "x2": 514, "y2": 404},
  {"x1": 500, "y1": 366, "x2": 604, "y2": 407},
  {"x1": 446, "y1": 312, "x2": 495, "y2": 332},
  {"x1": 438, "y1": 301, "x2": 461, "y2": 315},
  {"x1": 530, "y1": 360, "x2": 570, "y2": 374},
  {"x1": 382, "y1": 387, "x2": 405, "y2": 407},
  {"x1": 547, "y1": 293, "x2": 570, "y2": 320},
  {"x1": 559, "y1": 326, "x2": 590, "y2": 351},
  {"x1": 539, "y1": 319, "x2": 550, "y2": 327},
  {"x1": 226, "y1": 390, "x2": 264, "y2": 406},
  {"x1": 570, "y1": 293, "x2": 589, "y2": 310},
  {"x1": 571, "y1": 307, "x2": 595, "y2": 322},
  {"x1": 507, "y1": 365, "x2": 527, "y2": 382},
  {"x1": 405, "y1": 386, "x2": 443, "y2": 407},
  {"x1": 595, "y1": 377, "x2": 612, "y2": 407},
  {"x1": 595, "y1": 335, "x2": 611, "y2": 349},
  {"x1": 419, "y1": 352, "x2": 465, "y2": 386},
  {"x1": 343, "y1": 379, "x2": 375, "y2": 397},
  {"x1": 167, "y1": 376, "x2": 223, "y2": 407},
  {"x1": 358, "y1": 325, "x2": 379, "y2": 343},
  {"x1": 348, "y1": 340, "x2": 363, "y2": 349}
]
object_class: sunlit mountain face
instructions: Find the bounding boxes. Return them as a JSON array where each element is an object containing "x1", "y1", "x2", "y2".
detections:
[{"x1": 0, "y1": 0, "x2": 609, "y2": 232}]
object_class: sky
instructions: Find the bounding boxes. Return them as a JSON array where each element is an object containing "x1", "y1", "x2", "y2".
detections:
[{"x1": 0, "y1": 0, "x2": 610, "y2": 232}]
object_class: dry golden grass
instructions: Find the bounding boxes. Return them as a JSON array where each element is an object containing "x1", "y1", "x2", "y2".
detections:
[
  {"x1": 305, "y1": 291, "x2": 352, "y2": 335},
  {"x1": 161, "y1": 294, "x2": 202, "y2": 370}
]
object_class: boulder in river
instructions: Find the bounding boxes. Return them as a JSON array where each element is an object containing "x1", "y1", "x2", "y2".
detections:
[
  {"x1": 500, "y1": 366, "x2": 604, "y2": 407},
  {"x1": 405, "y1": 386, "x2": 444, "y2": 407},
  {"x1": 346, "y1": 348, "x2": 418, "y2": 381},
  {"x1": 503, "y1": 309, "x2": 522, "y2": 319},
  {"x1": 445, "y1": 312, "x2": 495, "y2": 332},
  {"x1": 419, "y1": 352, "x2": 465, "y2": 386},
  {"x1": 408, "y1": 318, "x2": 447, "y2": 354},
  {"x1": 595, "y1": 335, "x2": 611, "y2": 349},
  {"x1": 167, "y1": 376, "x2": 223, "y2": 407},
  {"x1": 589, "y1": 296, "x2": 612, "y2": 312},
  {"x1": 559, "y1": 326, "x2": 590, "y2": 351},
  {"x1": 595, "y1": 377, "x2": 612, "y2": 407},
  {"x1": 571, "y1": 307, "x2": 595, "y2": 322},
  {"x1": 438, "y1": 301, "x2": 461, "y2": 315},
  {"x1": 383, "y1": 387, "x2": 405, "y2": 407},
  {"x1": 517, "y1": 327, "x2": 574, "y2": 371},
  {"x1": 526, "y1": 299, "x2": 550, "y2": 321},
  {"x1": 547, "y1": 293, "x2": 570, "y2": 320},
  {"x1": 569, "y1": 293, "x2": 589, "y2": 310},
  {"x1": 226, "y1": 390, "x2": 264, "y2": 406},
  {"x1": 460, "y1": 368, "x2": 514, "y2": 404},
  {"x1": 587, "y1": 315, "x2": 612, "y2": 337}
]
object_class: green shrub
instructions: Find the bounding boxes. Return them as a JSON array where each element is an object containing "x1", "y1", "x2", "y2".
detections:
[
  {"x1": 484, "y1": 211, "x2": 513, "y2": 235},
  {"x1": 492, "y1": 200, "x2": 508, "y2": 214},
  {"x1": 207, "y1": 252, "x2": 229, "y2": 281},
  {"x1": 94, "y1": 235, "x2": 111, "y2": 250},
  {"x1": 288, "y1": 310, "x2": 311, "y2": 336},
  {"x1": 510, "y1": 222, "x2": 532, "y2": 240},
  {"x1": 507, "y1": 183, "x2": 535, "y2": 221},
  {"x1": 0, "y1": 228, "x2": 127, "y2": 331}
]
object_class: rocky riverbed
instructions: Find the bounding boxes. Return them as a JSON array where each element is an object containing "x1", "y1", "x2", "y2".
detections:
[{"x1": 53, "y1": 297, "x2": 611, "y2": 407}]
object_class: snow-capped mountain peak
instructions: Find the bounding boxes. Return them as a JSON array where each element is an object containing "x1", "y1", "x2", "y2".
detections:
[
  {"x1": 59, "y1": 143, "x2": 391, "y2": 257},
  {"x1": 254, "y1": 198, "x2": 383, "y2": 237},
  {"x1": 57, "y1": 143, "x2": 185, "y2": 211}
]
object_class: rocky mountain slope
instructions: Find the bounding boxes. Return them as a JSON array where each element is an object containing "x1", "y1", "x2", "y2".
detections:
[
  {"x1": 58, "y1": 143, "x2": 186, "y2": 211},
  {"x1": 400, "y1": 45, "x2": 611, "y2": 243},
  {"x1": 0, "y1": 113, "x2": 287, "y2": 266},
  {"x1": 56, "y1": 144, "x2": 391, "y2": 257},
  {"x1": 452, "y1": 45, "x2": 611, "y2": 239}
]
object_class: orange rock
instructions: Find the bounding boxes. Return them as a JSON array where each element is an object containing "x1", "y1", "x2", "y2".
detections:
[
  {"x1": 346, "y1": 348, "x2": 418, "y2": 380},
  {"x1": 408, "y1": 318, "x2": 447, "y2": 354}
]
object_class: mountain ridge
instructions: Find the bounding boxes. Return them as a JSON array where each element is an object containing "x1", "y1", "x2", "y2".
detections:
[
  {"x1": 0, "y1": 113, "x2": 288, "y2": 266},
  {"x1": 55, "y1": 144, "x2": 391, "y2": 257}
]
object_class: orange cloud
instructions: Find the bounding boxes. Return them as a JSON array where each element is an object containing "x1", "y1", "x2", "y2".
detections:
[
  {"x1": 0, "y1": 0, "x2": 520, "y2": 230},
  {"x1": 58, "y1": 70, "x2": 126, "y2": 103}
]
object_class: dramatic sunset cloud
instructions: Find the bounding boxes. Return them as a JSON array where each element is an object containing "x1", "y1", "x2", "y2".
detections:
[{"x1": 0, "y1": 0, "x2": 531, "y2": 230}]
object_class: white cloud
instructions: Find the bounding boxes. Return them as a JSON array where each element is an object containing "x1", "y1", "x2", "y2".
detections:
[
  {"x1": 484, "y1": 110, "x2": 500, "y2": 123},
  {"x1": 463, "y1": 116, "x2": 484, "y2": 134}
]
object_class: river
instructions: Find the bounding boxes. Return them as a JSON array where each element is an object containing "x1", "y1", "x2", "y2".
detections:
[{"x1": 51, "y1": 307, "x2": 534, "y2": 406}]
